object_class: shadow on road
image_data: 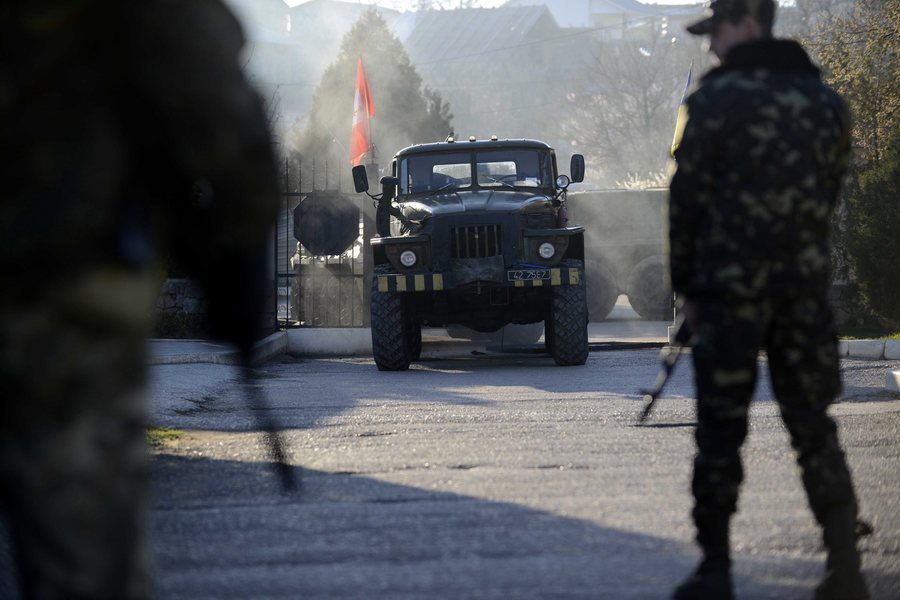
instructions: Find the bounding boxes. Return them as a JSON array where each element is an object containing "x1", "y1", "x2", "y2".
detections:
[{"x1": 150, "y1": 453, "x2": 870, "y2": 600}]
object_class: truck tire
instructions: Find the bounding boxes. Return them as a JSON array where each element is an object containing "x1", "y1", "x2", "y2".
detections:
[
  {"x1": 547, "y1": 259, "x2": 588, "y2": 366},
  {"x1": 370, "y1": 265, "x2": 413, "y2": 371},
  {"x1": 626, "y1": 255, "x2": 672, "y2": 321},
  {"x1": 585, "y1": 260, "x2": 618, "y2": 322}
]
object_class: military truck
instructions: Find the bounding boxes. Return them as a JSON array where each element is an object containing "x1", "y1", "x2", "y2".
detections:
[
  {"x1": 353, "y1": 137, "x2": 589, "y2": 371},
  {"x1": 567, "y1": 189, "x2": 672, "y2": 322}
]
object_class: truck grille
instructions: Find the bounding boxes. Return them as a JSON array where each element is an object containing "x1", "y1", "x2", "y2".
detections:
[{"x1": 451, "y1": 224, "x2": 502, "y2": 259}]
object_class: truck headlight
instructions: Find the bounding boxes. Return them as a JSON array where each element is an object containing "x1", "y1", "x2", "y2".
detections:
[
  {"x1": 400, "y1": 250, "x2": 418, "y2": 267},
  {"x1": 538, "y1": 242, "x2": 555, "y2": 259}
]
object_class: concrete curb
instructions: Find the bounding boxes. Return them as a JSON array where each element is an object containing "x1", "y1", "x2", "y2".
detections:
[
  {"x1": 845, "y1": 339, "x2": 885, "y2": 360},
  {"x1": 287, "y1": 327, "x2": 372, "y2": 356},
  {"x1": 250, "y1": 331, "x2": 289, "y2": 364},
  {"x1": 838, "y1": 339, "x2": 900, "y2": 361},
  {"x1": 148, "y1": 331, "x2": 287, "y2": 366},
  {"x1": 888, "y1": 371, "x2": 900, "y2": 396},
  {"x1": 885, "y1": 340, "x2": 900, "y2": 360}
]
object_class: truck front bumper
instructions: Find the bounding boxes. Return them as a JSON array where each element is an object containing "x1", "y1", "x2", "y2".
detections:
[{"x1": 376, "y1": 265, "x2": 581, "y2": 293}]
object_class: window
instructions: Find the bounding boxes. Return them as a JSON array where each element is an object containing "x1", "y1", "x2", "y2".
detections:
[
  {"x1": 475, "y1": 150, "x2": 552, "y2": 189},
  {"x1": 397, "y1": 148, "x2": 554, "y2": 194},
  {"x1": 399, "y1": 152, "x2": 471, "y2": 195}
]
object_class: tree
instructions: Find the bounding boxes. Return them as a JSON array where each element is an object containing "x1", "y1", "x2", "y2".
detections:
[
  {"x1": 844, "y1": 122, "x2": 900, "y2": 327},
  {"x1": 291, "y1": 10, "x2": 452, "y2": 178},
  {"x1": 802, "y1": 0, "x2": 900, "y2": 324},
  {"x1": 563, "y1": 31, "x2": 707, "y2": 187},
  {"x1": 807, "y1": 0, "x2": 899, "y2": 166},
  {"x1": 777, "y1": 0, "x2": 855, "y2": 39}
]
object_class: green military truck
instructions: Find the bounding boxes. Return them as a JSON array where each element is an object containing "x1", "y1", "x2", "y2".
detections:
[
  {"x1": 567, "y1": 188, "x2": 672, "y2": 322},
  {"x1": 353, "y1": 137, "x2": 589, "y2": 370}
]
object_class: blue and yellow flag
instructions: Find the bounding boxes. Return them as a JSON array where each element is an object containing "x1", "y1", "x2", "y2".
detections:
[{"x1": 670, "y1": 61, "x2": 693, "y2": 157}]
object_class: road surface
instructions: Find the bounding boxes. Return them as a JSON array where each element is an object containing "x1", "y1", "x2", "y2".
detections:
[{"x1": 146, "y1": 324, "x2": 900, "y2": 598}]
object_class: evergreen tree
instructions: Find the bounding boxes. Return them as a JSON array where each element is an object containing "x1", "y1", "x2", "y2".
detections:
[
  {"x1": 845, "y1": 123, "x2": 900, "y2": 327},
  {"x1": 292, "y1": 10, "x2": 452, "y2": 178},
  {"x1": 804, "y1": 0, "x2": 900, "y2": 325}
]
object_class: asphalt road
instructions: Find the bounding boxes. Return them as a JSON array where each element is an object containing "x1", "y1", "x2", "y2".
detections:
[{"x1": 145, "y1": 338, "x2": 900, "y2": 599}]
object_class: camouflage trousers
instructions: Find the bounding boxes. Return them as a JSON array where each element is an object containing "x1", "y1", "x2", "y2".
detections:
[
  {"x1": 0, "y1": 270, "x2": 156, "y2": 599},
  {"x1": 689, "y1": 297, "x2": 858, "y2": 540}
]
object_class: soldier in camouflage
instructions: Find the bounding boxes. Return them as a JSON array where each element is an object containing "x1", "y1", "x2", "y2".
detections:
[
  {"x1": 0, "y1": 1, "x2": 279, "y2": 597},
  {"x1": 668, "y1": 0, "x2": 868, "y2": 598}
]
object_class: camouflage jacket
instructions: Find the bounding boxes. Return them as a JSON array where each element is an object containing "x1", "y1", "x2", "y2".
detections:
[
  {"x1": 0, "y1": 1, "x2": 279, "y2": 347},
  {"x1": 0, "y1": 0, "x2": 279, "y2": 303},
  {"x1": 669, "y1": 39, "x2": 850, "y2": 303}
]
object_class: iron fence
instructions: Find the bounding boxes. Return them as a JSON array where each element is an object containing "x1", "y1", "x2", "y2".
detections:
[{"x1": 275, "y1": 158, "x2": 370, "y2": 328}]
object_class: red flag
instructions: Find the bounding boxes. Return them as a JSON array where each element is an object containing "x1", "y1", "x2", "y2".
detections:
[{"x1": 350, "y1": 57, "x2": 375, "y2": 166}]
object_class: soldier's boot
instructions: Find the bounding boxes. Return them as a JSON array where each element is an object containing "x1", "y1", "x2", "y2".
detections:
[
  {"x1": 673, "y1": 514, "x2": 734, "y2": 600},
  {"x1": 814, "y1": 504, "x2": 869, "y2": 600}
]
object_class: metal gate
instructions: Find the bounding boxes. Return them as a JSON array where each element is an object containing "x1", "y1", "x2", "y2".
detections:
[{"x1": 275, "y1": 159, "x2": 369, "y2": 328}]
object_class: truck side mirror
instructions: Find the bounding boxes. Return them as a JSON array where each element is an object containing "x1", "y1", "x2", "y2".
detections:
[
  {"x1": 352, "y1": 165, "x2": 369, "y2": 193},
  {"x1": 570, "y1": 154, "x2": 585, "y2": 183}
]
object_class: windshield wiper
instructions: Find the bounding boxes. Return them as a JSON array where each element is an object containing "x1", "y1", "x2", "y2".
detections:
[
  {"x1": 426, "y1": 182, "x2": 459, "y2": 197},
  {"x1": 482, "y1": 176, "x2": 517, "y2": 191}
]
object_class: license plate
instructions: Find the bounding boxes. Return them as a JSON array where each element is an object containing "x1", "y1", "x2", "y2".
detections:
[{"x1": 507, "y1": 269, "x2": 550, "y2": 281}]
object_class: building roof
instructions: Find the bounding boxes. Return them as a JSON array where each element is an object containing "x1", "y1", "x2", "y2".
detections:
[
  {"x1": 289, "y1": 0, "x2": 402, "y2": 33},
  {"x1": 224, "y1": 0, "x2": 291, "y2": 33},
  {"x1": 243, "y1": 20, "x2": 300, "y2": 45},
  {"x1": 403, "y1": 5, "x2": 556, "y2": 66},
  {"x1": 503, "y1": 0, "x2": 670, "y2": 28}
]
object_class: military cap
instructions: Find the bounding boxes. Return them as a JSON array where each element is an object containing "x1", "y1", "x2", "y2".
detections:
[{"x1": 686, "y1": 0, "x2": 776, "y2": 35}]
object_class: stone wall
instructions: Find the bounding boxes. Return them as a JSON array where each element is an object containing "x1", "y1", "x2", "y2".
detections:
[
  {"x1": 157, "y1": 278, "x2": 208, "y2": 315},
  {"x1": 154, "y1": 278, "x2": 208, "y2": 338},
  {"x1": 154, "y1": 278, "x2": 278, "y2": 339}
]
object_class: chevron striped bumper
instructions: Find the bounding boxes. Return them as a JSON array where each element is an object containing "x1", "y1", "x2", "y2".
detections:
[
  {"x1": 376, "y1": 272, "x2": 447, "y2": 293},
  {"x1": 375, "y1": 267, "x2": 580, "y2": 293}
]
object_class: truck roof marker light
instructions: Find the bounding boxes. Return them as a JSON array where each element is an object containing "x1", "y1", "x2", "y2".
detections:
[
  {"x1": 490, "y1": 135, "x2": 498, "y2": 141},
  {"x1": 446, "y1": 135, "x2": 454, "y2": 143},
  {"x1": 469, "y1": 135, "x2": 476, "y2": 142}
]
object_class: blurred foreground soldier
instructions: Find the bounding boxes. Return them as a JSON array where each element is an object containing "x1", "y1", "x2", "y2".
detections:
[
  {"x1": 668, "y1": 0, "x2": 867, "y2": 598},
  {"x1": 0, "y1": 1, "x2": 279, "y2": 598}
]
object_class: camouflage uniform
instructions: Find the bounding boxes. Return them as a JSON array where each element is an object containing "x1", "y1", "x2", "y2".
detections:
[
  {"x1": 0, "y1": 1, "x2": 278, "y2": 598},
  {"x1": 669, "y1": 38, "x2": 866, "y2": 598}
]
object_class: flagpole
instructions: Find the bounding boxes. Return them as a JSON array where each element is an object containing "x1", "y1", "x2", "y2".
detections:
[{"x1": 670, "y1": 60, "x2": 693, "y2": 157}]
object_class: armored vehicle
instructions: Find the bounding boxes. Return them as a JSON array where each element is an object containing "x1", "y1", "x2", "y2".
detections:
[
  {"x1": 353, "y1": 137, "x2": 589, "y2": 371},
  {"x1": 567, "y1": 189, "x2": 672, "y2": 322}
]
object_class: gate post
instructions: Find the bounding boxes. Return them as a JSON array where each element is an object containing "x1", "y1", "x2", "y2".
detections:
[{"x1": 361, "y1": 161, "x2": 379, "y2": 327}]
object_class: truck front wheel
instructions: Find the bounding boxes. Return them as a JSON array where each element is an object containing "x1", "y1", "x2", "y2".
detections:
[
  {"x1": 547, "y1": 259, "x2": 589, "y2": 366},
  {"x1": 370, "y1": 265, "x2": 413, "y2": 371}
]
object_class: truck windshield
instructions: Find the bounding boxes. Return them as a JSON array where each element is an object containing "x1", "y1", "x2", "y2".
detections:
[
  {"x1": 398, "y1": 148, "x2": 553, "y2": 196},
  {"x1": 476, "y1": 150, "x2": 552, "y2": 189},
  {"x1": 399, "y1": 152, "x2": 471, "y2": 195}
]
